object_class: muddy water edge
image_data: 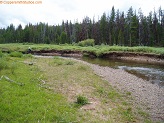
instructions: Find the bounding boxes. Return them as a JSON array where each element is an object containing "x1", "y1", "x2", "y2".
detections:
[{"x1": 81, "y1": 57, "x2": 164, "y2": 87}]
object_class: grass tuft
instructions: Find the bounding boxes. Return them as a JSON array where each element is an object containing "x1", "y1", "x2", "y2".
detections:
[
  {"x1": 76, "y1": 95, "x2": 89, "y2": 106},
  {"x1": 0, "y1": 57, "x2": 77, "y2": 122}
]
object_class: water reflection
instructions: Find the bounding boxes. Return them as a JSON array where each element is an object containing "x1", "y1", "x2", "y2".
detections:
[{"x1": 82, "y1": 57, "x2": 164, "y2": 87}]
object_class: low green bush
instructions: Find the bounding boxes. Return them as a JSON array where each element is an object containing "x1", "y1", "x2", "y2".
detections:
[
  {"x1": 78, "y1": 39, "x2": 95, "y2": 47},
  {"x1": 76, "y1": 95, "x2": 89, "y2": 105},
  {"x1": 10, "y1": 51, "x2": 23, "y2": 58}
]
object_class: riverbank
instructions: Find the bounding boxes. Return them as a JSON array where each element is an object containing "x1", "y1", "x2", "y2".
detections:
[
  {"x1": 66, "y1": 57, "x2": 164, "y2": 122},
  {"x1": 33, "y1": 50, "x2": 164, "y2": 65},
  {"x1": 0, "y1": 43, "x2": 164, "y2": 65}
]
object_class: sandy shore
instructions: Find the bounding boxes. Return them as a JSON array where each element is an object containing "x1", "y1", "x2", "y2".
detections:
[{"x1": 70, "y1": 58, "x2": 164, "y2": 122}]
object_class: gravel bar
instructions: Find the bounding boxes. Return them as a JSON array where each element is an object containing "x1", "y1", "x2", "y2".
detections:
[{"x1": 71, "y1": 58, "x2": 164, "y2": 122}]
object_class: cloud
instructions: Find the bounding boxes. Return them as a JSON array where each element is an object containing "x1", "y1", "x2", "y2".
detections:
[{"x1": 0, "y1": 0, "x2": 163, "y2": 28}]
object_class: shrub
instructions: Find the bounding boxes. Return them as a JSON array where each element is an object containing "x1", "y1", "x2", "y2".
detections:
[
  {"x1": 0, "y1": 51, "x2": 3, "y2": 57},
  {"x1": 78, "y1": 39, "x2": 95, "y2": 47},
  {"x1": 10, "y1": 51, "x2": 23, "y2": 58},
  {"x1": 76, "y1": 95, "x2": 89, "y2": 105}
]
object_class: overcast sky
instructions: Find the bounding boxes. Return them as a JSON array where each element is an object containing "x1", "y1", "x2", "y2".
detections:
[{"x1": 0, "y1": 0, "x2": 163, "y2": 28}]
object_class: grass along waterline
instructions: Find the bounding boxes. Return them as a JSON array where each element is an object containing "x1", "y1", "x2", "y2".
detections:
[{"x1": 0, "y1": 43, "x2": 164, "y2": 56}]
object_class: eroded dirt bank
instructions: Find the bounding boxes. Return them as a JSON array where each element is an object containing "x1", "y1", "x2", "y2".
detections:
[
  {"x1": 100, "y1": 52, "x2": 164, "y2": 65},
  {"x1": 30, "y1": 50, "x2": 164, "y2": 65},
  {"x1": 66, "y1": 57, "x2": 164, "y2": 122}
]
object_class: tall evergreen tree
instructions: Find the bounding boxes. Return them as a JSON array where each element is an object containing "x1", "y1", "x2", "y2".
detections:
[{"x1": 100, "y1": 12, "x2": 108, "y2": 44}]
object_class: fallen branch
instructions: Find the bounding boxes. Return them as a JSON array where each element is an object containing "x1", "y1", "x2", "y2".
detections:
[{"x1": 0, "y1": 75, "x2": 24, "y2": 86}]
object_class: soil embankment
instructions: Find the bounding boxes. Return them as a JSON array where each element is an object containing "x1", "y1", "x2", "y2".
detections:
[
  {"x1": 31, "y1": 49, "x2": 164, "y2": 65},
  {"x1": 30, "y1": 49, "x2": 83, "y2": 57},
  {"x1": 100, "y1": 52, "x2": 164, "y2": 65}
]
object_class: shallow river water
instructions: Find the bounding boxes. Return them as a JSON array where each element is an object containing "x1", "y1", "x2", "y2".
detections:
[{"x1": 81, "y1": 57, "x2": 164, "y2": 87}]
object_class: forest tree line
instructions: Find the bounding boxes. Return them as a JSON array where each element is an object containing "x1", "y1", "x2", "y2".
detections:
[{"x1": 0, "y1": 6, "x2": 164, "y2": 47}]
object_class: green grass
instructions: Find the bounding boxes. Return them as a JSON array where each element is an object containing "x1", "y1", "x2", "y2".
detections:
[
  {"x1": 53, "y1": 56, "x2": 75, "y2": 66},
  {"x1": 0, "y1": 53, "x2": 152, "y2": 122},
  {"x1": 10, "y1": 51, "x2": 23, "y2": 58},
  {"x1": 0, "y1": 43, "x2": 164, "y2": 57},
  {"x1": 0, "y1": 55, "x2": 77, "y2": 122},
  {"x1": 78, "y1": 39, "x2": 95, "y2": 47},
  {"x1": 0, "y1": 50, "x2": 3, "y2": 57},
  {"x1": 0, "y1": 58, "x2": 9, "y2": 71}
]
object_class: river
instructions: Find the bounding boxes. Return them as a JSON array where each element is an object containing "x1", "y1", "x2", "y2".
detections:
[{"x1": 81, "y1": 57, "x2": 164, "y2": 87}]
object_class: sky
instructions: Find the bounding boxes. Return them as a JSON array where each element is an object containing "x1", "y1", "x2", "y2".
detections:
[{"x1": 0, "y1": 0, "x2": 163, "y2": 28}]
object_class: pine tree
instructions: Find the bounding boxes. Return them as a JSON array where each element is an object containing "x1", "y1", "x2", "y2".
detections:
[
  {"x1": 131, "y1": 12, "x2": 139, "y2": 46},
  {"x1": 60, "y1": 31, "x2": 67, "y2": 44},
  {"x1": 100, "y1": 12, "x2": 108, "y2": 44},
  {"x1": 126, "y1": 7, "x2": 134, "y2": 46},
  {"x1": 16, "y1": 24, "x2": 23, "y2": 43},
  {"x1": 109, "y1": 6, "x2": 116, "y2": 45}
]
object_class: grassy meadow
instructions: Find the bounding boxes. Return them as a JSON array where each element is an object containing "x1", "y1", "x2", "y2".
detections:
[
  {"x1": 0, "y1": 50, "x2": 152, "y2": 122},
  {"x1": 0, "y1": 43, "x2": 164, "y2": 57}
]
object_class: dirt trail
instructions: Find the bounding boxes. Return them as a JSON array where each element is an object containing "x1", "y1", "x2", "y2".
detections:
[{"x1": 67, "y1": 58, "x2": 164, "y2": 122}]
